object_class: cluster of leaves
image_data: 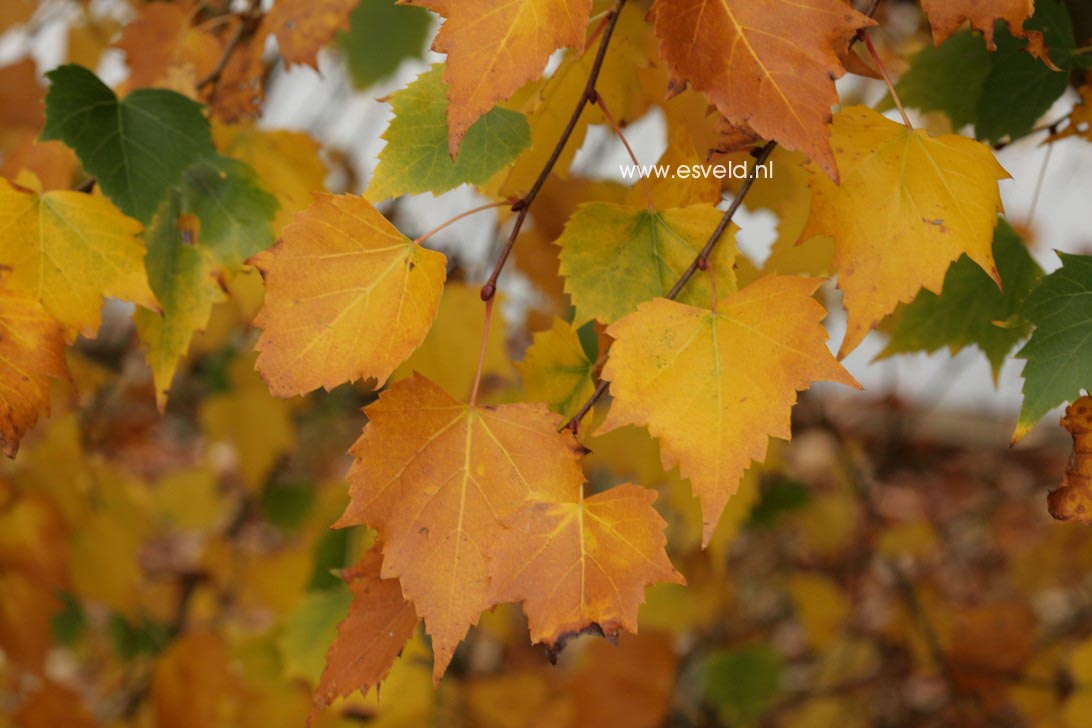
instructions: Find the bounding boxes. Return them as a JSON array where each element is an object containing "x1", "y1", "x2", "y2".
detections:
[{"x1": 3, "y1": 0, "x2": 1092, "y2": 724}]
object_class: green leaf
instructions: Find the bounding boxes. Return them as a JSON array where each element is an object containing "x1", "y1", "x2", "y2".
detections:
[
  {"x1": 557, "y1": 202, "x2": 737, "y2": 325},
  {"x1": 180, "y1": 155, "x2": 278, "y2": 269},
  {"x1": 340, "y1": 0, "x2": 430, "y2": 89},
  {"x1": 365, "y1": 64, "x2": 531, "y2": 201},
  {"x1": 879, "y1": 219, "x2": 1043, "y2": 381},
  {"x1": 1015, "y1": 253, "x2": 1092, "y2": 439},
  {"x1": 280, "y1": 586, "x2": 353, "y2": 684},
  {"x1": 133, "y1": 190, "x2": 226, "y2": 409},
  {"x1": 701, "y1": 647, "x2": 782, "y2": 726},
  {"x1": 977, "y1": 0, "x2": 1075, "y2": 143},
  {"x1": 41, "y1": 64, "x2": 215, "y2": 223},
  {"x1": 892, "y1": 32, "x2": 991, "y2": 130},
  {"x1": 516, "y1": 318, "x2": 596, "y2": 420},
  {"x1": 894, "y1": 0, "x2": 1075, "y2": 144}
]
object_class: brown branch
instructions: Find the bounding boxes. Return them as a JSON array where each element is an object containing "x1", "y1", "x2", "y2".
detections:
[{"x1": 479, "y1": 0, "x2": 627, "y2": 302}]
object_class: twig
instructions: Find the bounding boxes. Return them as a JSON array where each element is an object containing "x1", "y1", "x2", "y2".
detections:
[
  {"x1": 197, "y1": 13, "x2": 249, "y2": 90},
  {"x1": 413, "y1": 199, "x2": 514, "y2": 245},
  {"x1": 479, "y1": 0, "x2": 627, "y2": 303},
  {"x1": 859, "y1": 29, "x2": 911, "y2": 128},
  {"x1": 594, "y1": 93, "x2": 654, "y2": 210}
]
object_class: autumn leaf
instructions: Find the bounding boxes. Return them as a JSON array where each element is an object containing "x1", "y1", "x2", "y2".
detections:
[
  {"x1": 557, "y1": 202, "x2": 737, "y2": 325},
  {"x1": 0, "y1": 289, "x2": 68, "y2": 457},
  {"x1": 335, "y1": 374, "x2": 584, "y2": 681},
  {"x1": 313, "y1": 550, "x2": 418, "y2": 710},
  {"x1": 879, "y1": 219, "x2": 1042, "y2": 382},
  {"x1": 366, "y1": 64, "x2": 531, "y2": 202},
  {"x1": 1049, "y1": 397, "x2": 1092, "y2": 524},
  {"x1": 649, "y1": 0, "x2": 874, "y2": 180},
  {"x1": 252, "y1": 193, "x2": 446, "y2": 396},
  {"x1": 799, "y1": 106, "x2": 1007, "y2": 356},
  {"x1": 921, "y1": 0, "x2": 1032, "y2": 50},
  {"x1": 1014, "y1": 253, "x2": 1092, "y2": 441},
  {"x1": 134, "y1": 191, "x2": 226, "y2": 410},
  {"x1": 115, "y1": 0, "x2": 221, "y2": 94},
  {"x1": 517, "y1": 318, "x2": 596, "y2": 420},
  {"x1": 490, "y1": 484, "x2": 683, "y2": 652},
  {"x1": 404, "y1": 0, "x2": 593, "y2": 157},
  {"x1": 266, "y1": 0, "x2": 358, "y2": 69},
  {"x1": 600, "y1": 276, "x2": 859, "y2": 545},
  {"x1": 0, "y1": 177, "x2": 158, "y2": 338},
  {"x1": 0, "y1": 135, "x2": 78, "y2": 191},
  {"x1": 41, "y1": 64, "x2": 217, "y2": 224}
]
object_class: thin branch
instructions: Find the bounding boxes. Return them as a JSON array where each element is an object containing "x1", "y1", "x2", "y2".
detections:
[
  {"x1": 479, "y1": 0, "x2": 627, "y2": 302},
  {"x1": 413, "y1": 199, "x2": 514, "y2": 245},
  {"x1": 595, "y1": 93, "x2": 654, "y2": 210}
]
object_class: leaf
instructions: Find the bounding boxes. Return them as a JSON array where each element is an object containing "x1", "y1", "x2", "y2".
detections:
[
  {"x1": 114, "y1": 0, "x2": 221, "y2": 93},
  {"x1": 339, "y1": 0, "x2": 431, "y2": 89},
  {"x1": 212, "y1": 121, "x2": 327, "y2": 233},
  {"x1": 879, "y1": 219, "x2": 1043, "y2": 381},
  {"x1": 179, "y1": 155, "x2": 279, "y2": 269},
  {"x1": 557, "y1": 203, "x2": 737, "y2": 325},
  {"x1": 393, "y1": 283, "x2": 514, "y2": 401},
  {"x1": 134, "y1": 192, "x2": 226, "y2": 410},
  {"x1": 404, "y1": 0, "x2": 592, "y2": 156},
  {"x1": 252, "y1": 193, "x2": 446, "y2": 396},
  {"x1": 1048, "y1": 397, "x2": 1092, "y2": 524},
  {"x1": 1014, "y1": 253, "x2": 1092, "y2": 440},
  {"x1": 335, "y1": 374, "x2": 584, "y2": 680},
  {"x1": 0, "y1": 289, "x2": 68, "y2": 457},
  {"x1": 207, "y1": 21, "x2": 269, "y2": 122},
  {"x1": 0, "y1": 574, "x2": 60, "y2": 673},
  {"x1": 921, "y1": 0, "x2": 1032, "y2": 50},
  {"x1": 648, "y1": 0, "x2": 874, "y2": 180},
  {"x1": 41, "y1": 64, "x2": 216, "y2": 223},
  {"x1": 313, "y1": 551, "x2": 419, "y2": 709},
  {"x1": 599, "y1": 276, "x2": 858, "y2": 545},
  {"x1": 799, "y1": 106, "x2": 1007, "y2": 356},
  {"x1": 366, "y1": 64, "x2": 531, "y2": 202},
  {"x1": 893, "y1": 31, "x2": 992, "y2": 130},
  {"x1": 0, "y1": 135, "x2": 78, "y2": 191},
  {"x1": 976, "y1": 0, "x2": 1075, "y2": 144},
  {"x1": 517, "y1": 318, "x2": 596, "y2": 420},
  {"x1": 0, "y1": 177, "x2": 157, "y2": 337},
  {"x1": 0, "y1": 59, "x2": 45, "y2": 144},
  {"x1": 489, "y1": 483, "x2": 683, "y2": 652},
  {"x1": 266, "y1": 0, "x2": 358, "y2": 69}
]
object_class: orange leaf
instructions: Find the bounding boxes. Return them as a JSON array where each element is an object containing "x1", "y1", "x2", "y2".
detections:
[
  {"x1": 266, "y1": 0, "x2": 358, "y2": 69},
  {"x1": 921, "y1": 0, "x2": 1032, "y2": 50},
  {"x1": 648, "y1": 0, "x2": 874, "y2": 180},
  {"x1": 252, "y1": 193, "x2": 446, "y2": 396},
  {"x1": 313, "y1": 550, "x2": 419, "y2": 711},
  {"x1": 1049, "y1": 397, "x2": 1092, "y2": 524},
  {"x1": 490, "y1": 483, "x2": 683, "y2": 654},
  {"x1": 335, "y1": 374, "x2": 584, "y2": 681},
  {"x1": 115, "y1": 1, "x2": 221, "y2": 94},
  {"x1": 0, "y1": 288, "x2": 69, "y2": 458},
  {"x1": 404, "y1": 0, "x2": 593, "y2": 157}
]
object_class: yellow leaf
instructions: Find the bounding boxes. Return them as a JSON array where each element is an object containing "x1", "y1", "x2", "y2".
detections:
[
  {"x1": 335, "y1": 373, "x2": 584, "y2": 681},
  {"x1": 0, "y1": 178, "x2": 157, "y2": 338},
  {"x1": 394, "y1": 284, "x2": 514, "y2": 401},
  {"x1": 152, "y1": 634, "x2": 241, "y2": 728},
  {"x1": 799, "y1": 106, "x2": 1007, "y2": 356},
  {"x1": 252, "y1": 193, "x2": 446, "y2": 396},
  {"x1": 517, "y1": 318, "x2": 596, "y2": 420},
  {"x1": 787, "y1": 572, "x2": 850, "y2": 648},
  {"x1": 600, "y1": 276, "x2": 858, "y2": 545},
  {"x1": 152, "y1": 467, "x2": 226, "y2": 532},
  {"x1": 490, "y1": 483, "x2": 683, "y2": 651},
  {"x1": 0, "y1": 288, "x2": 68, "y2": 458}
]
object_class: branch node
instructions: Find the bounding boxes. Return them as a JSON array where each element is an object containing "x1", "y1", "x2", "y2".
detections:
[{"x1": 480, "y1": 283, "x2": 496, "y2": 302}]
